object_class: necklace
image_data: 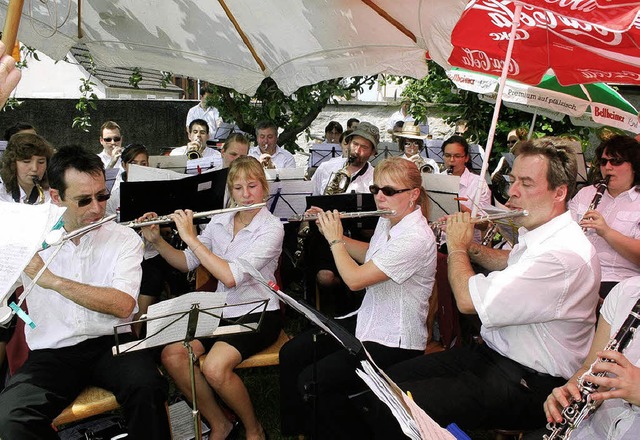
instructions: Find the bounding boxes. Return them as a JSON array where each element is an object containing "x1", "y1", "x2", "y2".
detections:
[{"x1": 237, "y1": 214, "x2": 251, "y2": 227}]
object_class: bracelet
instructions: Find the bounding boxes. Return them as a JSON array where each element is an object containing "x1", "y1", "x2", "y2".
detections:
[
  {"x1": 190, "y1": 243, "x2": 204, "y2": 253},
  {"x1": 329, "y1": 239, "x2": 346, "y2": 249},
  {"x1": 447, "y1": 249, "x2": 468, "y2": 261}
]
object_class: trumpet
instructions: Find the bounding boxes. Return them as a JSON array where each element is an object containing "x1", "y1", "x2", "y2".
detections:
[
  {"x1": 186, "y1": 140, "x2": 204, "y2": 160},
  {"x1": 429, "y1": 208, "x2": 529, "y2": 228},
  {"x1": 121, "y1": 203, "x2": 266, "y2": 228},
  {"x1": 287, "y1": 209, "x2": 396, "y2": 222}
]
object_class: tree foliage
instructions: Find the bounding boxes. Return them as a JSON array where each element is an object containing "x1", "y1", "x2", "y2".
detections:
[{"x1": 205, "y1": 76, "x2": 376, "y2": 152}]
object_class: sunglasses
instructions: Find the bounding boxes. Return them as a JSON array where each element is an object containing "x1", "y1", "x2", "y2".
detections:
[
  {"x1": 369, "y1": 185, "x2": 412, "y2": 197},
  {"x1": 102, "y1": 137, "x2": 122, "y2": 143},
  {"x1": 599, "y1": 157, "x2": 626, "y2": 167},
  {"x1": 76, "y1": 193, "x2": 111, "y2": 207}
]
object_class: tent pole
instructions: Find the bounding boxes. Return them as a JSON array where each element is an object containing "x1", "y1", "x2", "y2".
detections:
[
  {"x1": 1, "y1": 0, "x2": 25, "y2": 53},
  {"x1": 472, "y1": 3, "x2": 522, "y2": 218},
  {"x1": 528, "y1": 110, "x2": 537, "y2": 139}
]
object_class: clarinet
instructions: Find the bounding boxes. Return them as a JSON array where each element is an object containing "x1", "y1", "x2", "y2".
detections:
[
  {"x1": 544, "y1": 297, "x2": 640, "y2": 439},
  {"x1": 581, "y1": 175, "x2": 610, "y2": 232}
]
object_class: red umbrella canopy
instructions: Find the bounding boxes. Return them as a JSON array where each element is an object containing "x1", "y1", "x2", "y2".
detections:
[
  {"x1": 515, "y1": 0, "x2": 640, "y2": 31},
  {"x1": 449, "y1": 0, "x2": 640, "y2": 86}
]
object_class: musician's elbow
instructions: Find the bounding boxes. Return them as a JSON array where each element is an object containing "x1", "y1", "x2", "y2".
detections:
[
  {"x1": 456, "y1": 300, "x2": 476, "y2": 315},
  {"x1": 219, "y1": 277, "x2": 236, "y2": 289},
  {"x1": 118, "y1": 296, "x2": 137, "y2": 318},
  {"x1": 344, "y1": 278, "x2": 365, "y2": 291}
]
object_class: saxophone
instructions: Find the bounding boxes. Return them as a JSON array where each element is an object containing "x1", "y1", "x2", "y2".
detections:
[
  {"x1": 544, "y1": 297, "x2": 640, "y2": 440},
  {"x1": 408, "y1": 154, "x2": 436, "y2": 173},
  {"x1": 32, "y1": 176, "x2": 45, "y2": 204}
]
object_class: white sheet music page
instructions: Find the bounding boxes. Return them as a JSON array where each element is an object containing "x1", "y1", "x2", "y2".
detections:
[
  {"x1": 127, "y1": 164, "x2": 187, "y2": 182},
  {"x1": 0, "y1": 202, "x2": 66, "y2": 299}
]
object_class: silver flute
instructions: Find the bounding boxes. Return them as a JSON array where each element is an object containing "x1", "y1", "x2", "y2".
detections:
[
  {"x1": 429, "y1": 208, "x2": 528, "y2": 228},
  {"x1": 287, "y1": 209, "x2": 396, "y2": 222},
  {"x1": 121, "y1": 203, "x2": 266, "y2": 228}
]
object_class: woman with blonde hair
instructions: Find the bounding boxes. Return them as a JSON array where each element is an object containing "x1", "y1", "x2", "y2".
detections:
[
  {"x1": 280, "y1": 156, "x2": 436, "y2": 439},
  {"x1": 141, "y1": 156, "x2": 282, "y2": 440}
]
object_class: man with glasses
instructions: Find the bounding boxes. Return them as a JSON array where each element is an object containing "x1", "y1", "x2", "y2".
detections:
[
  {"x1": 569, "y1": 134, "x2": 640, "y2": 299},
  {"x1": 362, "y1": 139, "x2": 600, "y2": 435},
  {"x1": 0, "y1": 146, "x2": 171, "y2": 440},
  {"x1": 97, "y1": 121, "x2": 124, "y2": 169}
]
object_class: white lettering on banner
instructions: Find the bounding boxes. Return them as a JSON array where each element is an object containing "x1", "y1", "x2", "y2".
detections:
[
  {"x1": 537, "y1": 0, "x2": 597, "y2": 13},
  {"x1": 460, "y1": 48, "x2": 520, "y2": 75},
  {"x1": 578, "y1": 69, "x2": 640, "y2": 82},
  {"x1": 475, "y1": 0, "x2": 623, "y2": 47},
  {"x1": 489, "y1": 29, "x2": 530, "y2": 41}
]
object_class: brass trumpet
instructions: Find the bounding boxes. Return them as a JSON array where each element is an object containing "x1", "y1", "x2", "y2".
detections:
[
  {"x1": 287, "y1": 209, "x2": 396, "y2": 222},
  {"x1": 121, "y1": 203, "x2": 266, "y2": 228}
]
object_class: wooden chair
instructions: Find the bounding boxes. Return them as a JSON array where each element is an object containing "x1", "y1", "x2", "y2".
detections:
[{"x1": 52, "y1": 386, "x2": 120, "y2": 428}]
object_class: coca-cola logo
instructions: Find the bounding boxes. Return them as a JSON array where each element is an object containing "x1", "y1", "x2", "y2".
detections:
[
  {"x1": 472, "y1": 0, "x2": 622, "y2": 46},
  {"x1": 577, "y1": 69, "x2": 640, "y2": 82},
  {"x1": 460, "y1": 47, "x2": 520, "y2": 75},
  {"x1": 526, "y1": 0, "x2": 597, "y2": 14}
]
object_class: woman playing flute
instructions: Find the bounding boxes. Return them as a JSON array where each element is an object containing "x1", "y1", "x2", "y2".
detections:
[{"x1": 140, "y1": 156, "x2": 282, "y2": 440}]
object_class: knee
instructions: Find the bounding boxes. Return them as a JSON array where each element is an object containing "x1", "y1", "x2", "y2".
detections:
[
  {"x1": 317, "y1": 270, "x2": 339, "y2": 287},
  {"x1": 160, "y1": 344, "x2": 189, "y2": 373},
  {"x1": 201, "y1": 362, "x2": 234, "y2": 390}
]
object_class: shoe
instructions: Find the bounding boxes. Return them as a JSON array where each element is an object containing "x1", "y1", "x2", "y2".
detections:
[{"x1": 225, "y1": 421, "x2": 240, "y2": 440}]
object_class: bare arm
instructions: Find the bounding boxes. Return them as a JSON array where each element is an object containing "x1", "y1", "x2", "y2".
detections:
[
  {"x1": 467, "y1": 241, "x2": 510, "y2": 271},
  {"x1": 23, "y1": 254, "x2": 135, "y2": 319},
  {"x1": 139, "y1": 212, "x2": 189, "y2": 272},
  {"x1": 445, "y1": 212, "x2": 478, "y2": 314},
  {"x1": 580, "y1": 208, "x2": 640, "y2": 266}
]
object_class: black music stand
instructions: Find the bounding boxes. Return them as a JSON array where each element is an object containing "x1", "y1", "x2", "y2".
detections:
[
  {"x1": 112, "y1": 293, "x2": 268, "y2": 440},
  {"x1": 425, "y1": 139, "x2": 445, "y2": 166},
  {"x1": 421, "y1": 174, "x2": 461, "y2": 223},
  {"x1": 119, "y1": 168, "x2": 229, "y2": 222},
  {"x1": 267, "y1": 180, "x2": 314, "y2": 220},
  {"x1": 309, "y1": 144, "x2": 342, "y2": 168}
]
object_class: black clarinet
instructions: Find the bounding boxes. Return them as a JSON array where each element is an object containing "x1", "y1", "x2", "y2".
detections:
[
  {"x1": 544, "y1": 297, "x2": 640, "y2": 439},
  {"x1": 581, "y1": 175, "x2": 610, "y2": 232}
]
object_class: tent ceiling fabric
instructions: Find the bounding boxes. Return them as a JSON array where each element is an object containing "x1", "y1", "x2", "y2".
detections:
[{"x1": 0, "y1": 0, "x2": 467, "y2": 95}]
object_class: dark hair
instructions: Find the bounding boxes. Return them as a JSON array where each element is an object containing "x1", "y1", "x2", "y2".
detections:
[
  {"x1": 339, "y1": 129, "x2": 353, "y2": 145},
  {"x1": 347, "y1": 118, "x2": 359, "y2": 129},
  {"x1": 48, "y1": 145, "x2": 105, "y2": 199},
  {"x1": 441, "y1": 135, "x2": 472, "y2": 169},
  {"x1": 120, "y1": 143, "x2": 149, "y2": 182},
  {"x1": 518, "y1": 139, "x2": 578, "y2": 203},
  {"x1": 222, "y1": 133, "x2": 250, "y2": 152},
  {"x1": 200, "y1": 86, "x2": 214, "y2": 97},
  {"x1": 188, "y1": 118, "x2": 209, "y2": 134},
  {"x1": 100, "y1": 121, "x2": 121, "y2": 136},
  {"x1": 1, "y1": 133, "x2": 54, "y2": 193},
  {"x1": 594, "y1": 134, "x2": 640, "y2": 187},
  {"x1": 398, "y1": 137, "x2": 424, "y2": 152},
  {"x1": 4, "y1": 122, "x2": 35, "y2": 141},
  {"x1": 255, "y1": 120, "x2": 278, "y2": 135},
  {"x1": 324, "y1": 121, "x2": 343, "y2": 135}
]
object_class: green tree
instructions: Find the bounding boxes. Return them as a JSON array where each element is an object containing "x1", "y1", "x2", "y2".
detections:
[{"x1": 205, "y1": 76, "x2": 376, "y2": 152}]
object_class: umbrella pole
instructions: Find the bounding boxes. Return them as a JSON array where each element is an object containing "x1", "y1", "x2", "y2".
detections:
[
  {"x1": 472, "y1": 3, "x2": 522, "y2": 218},
  {"x1": 528, "y1": 110, "x2": 537, "y2": 139},
  {"x1": 1, "y1": 0, "x2": 24, "y2": 54}
]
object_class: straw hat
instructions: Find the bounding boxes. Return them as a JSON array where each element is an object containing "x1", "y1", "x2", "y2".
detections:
[{"x1": 396, "y1": 122, "x2": 427, "y2": 140}]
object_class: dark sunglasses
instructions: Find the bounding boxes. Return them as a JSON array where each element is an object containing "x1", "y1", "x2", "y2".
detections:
[
  {"x1": 76, "y1": 193, "x2": 111, "y2": 207},
  {"x1": 599, "y1": 157, "x2": 626, "y2": 167},
  {"x1": 369, "y1": 185, "x2": 412, "y2": 197},
  {"x1": 103, "y1": 137, "x2": 122, "y2": 143}
]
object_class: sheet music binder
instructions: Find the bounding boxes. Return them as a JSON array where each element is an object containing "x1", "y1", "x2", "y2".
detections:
[{"x1": 119, "y1": 168, "x2": 229, "y2": 222}]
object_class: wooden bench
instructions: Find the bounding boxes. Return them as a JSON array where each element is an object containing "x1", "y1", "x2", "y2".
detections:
[
  {"x1": 199, "y1": 328, "x2": 290, "y2": 369},
  {"x1": 52, "y1": 386, "x2": 119, "y2": 428}
]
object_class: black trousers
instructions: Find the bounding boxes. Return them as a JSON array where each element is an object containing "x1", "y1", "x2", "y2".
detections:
[
  {"x1": 362, "y1": 343, "x2": 566, "y2": 439},
  {"x1": 279, "y1": 318, "x2": 422, "y2": 439},
  {"x1": 0, "y1": 335, "x2": 171, "y2": 440}
]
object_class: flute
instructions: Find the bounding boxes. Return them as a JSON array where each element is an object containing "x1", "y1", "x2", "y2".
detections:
[
  {"x1": 121, "y1": 203, "x2": 266, "y2": 228},
  {"x1": 287, "y1": 209, "x2": 396, "y2": 222},
  {"x1": 429, "y1": 208, "x2": 528, "y2": 228}
]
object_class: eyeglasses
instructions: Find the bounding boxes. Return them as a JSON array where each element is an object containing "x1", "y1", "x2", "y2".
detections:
[
  {"x1": 506, "y1": 140, "x2": 517, "y2": 146},
  {"x1": 404, "y1": 140, "x2": 422, "y2": 147},
  {"x1": 369, "y1": 185, "x2": 412, "y2": 197},
  {"x1": 76, "y1": 193, "x2": 111, "y2": 207},
  {"x1": 599, "y1": 157, "x2": 626, "y2": 167},
  {"x1": 444, "y1": 153, "x2": 466, "y2": 160},
  {"x1": 102, "y1": 137, "x2": 122, "y2": 143}
]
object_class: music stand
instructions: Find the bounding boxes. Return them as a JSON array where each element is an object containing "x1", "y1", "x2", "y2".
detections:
[
  {"x1": 309, "y1": 144, "x2": 342, "y2": 168},
  {"x1": 267, "y1": 179, "x2": 313, "y2": 220},
  {"x1": 468, "y1": 144, "x2": 485, "y2": 172},
  {"x1": 370, "y1": 141, "x2": 403, "y2": 166},
  {"x1": 575, "y1": 152, "x2": 589, "y2": 184},
  {"x1": 112, "y1": 292, "x2": 268, "y2": 440},
  {"x1": 421, "y1": 174, "x2": 461, "y2": 222},
  {"x1": 305, "y1": 193, "x2": 378, "y2": 229},
  {"x1": 105, "y1": 168, "x2": 120, "y2": 192},
  {"x1": 148, "y1": 155, "x2": 188, "y2": 174}
]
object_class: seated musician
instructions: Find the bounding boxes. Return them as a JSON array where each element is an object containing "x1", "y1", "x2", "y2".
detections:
[
  {"x1": 247, "y1": 120, "x2": 296, "y2": 169},
  {"x1": 3, "y1": 121, "x2": 36, "y2": 141},
  {"x1": 523, "y1": 276, "x2": 640, "y2": 440},
  {"x1": 220, "y1": 133, "x2": 250, "y2": 168},
  {"x1": 0, "y1": 146, "x2": 170, "y2": 439},
  {"x1": 306, "y1": 122, "x2": 378, "y2": 315},
  {"x1": 397, "y1": 122, "x2": 439, "y2": 173},
  {"x1": 279, "y1": 157, "x2": 437, "y2": 439},
  {"x1": 171, "y1": 118, "x2": 223, "y2": 162},
  {"x1": 569, "y1": 134, "x2": 640, "y2": 299},
  {"x1": 140, "y1": 156, "x2": 282, "y2": 440},
  {"x1": 361, "y1": 140, "x2": 601, "y2": 437}
]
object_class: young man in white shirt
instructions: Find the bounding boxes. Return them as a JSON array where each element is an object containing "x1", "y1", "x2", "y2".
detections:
[
  {"x1": 185, "y1": 88, "x2": 221, "y2": 142},
  {"x1": 97, "y1": 121, "x2": 123, "y2": 169},
  {"x1": 0, "y1": 146, "x2": 171, "y2": 440}
]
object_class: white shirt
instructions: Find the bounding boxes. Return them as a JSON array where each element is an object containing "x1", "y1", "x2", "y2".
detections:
[
  {"x1": 569, "y1": 186, "x2": 640, "y2": 282},
  {"x1": 570, "y1": 276, "x2": 640, "y2": 440},
  {"x1": 470, "y1": 211, "x2": 601, "y2": 378},
  {"x1": 355, "y1": 208, "x2": 437, "y2": 350},
  {"x1": 386, "y1": 111, "x2": 429, "y2": 135},
  {"x1": 97, "y1": 150, "x2": 122, "y2": 169},
  {"x1": 310, "y1": 158, "x2": 375, "y2": 196},
  {"x1": 0, "y1": 184, "x2": 51, "y2": 204},
  {"x1": 21, "y1": 221, "x2": 143, "y2": 350},
  {"x1": 186, "y1": 104, "x2": 220, "y2": 141},
  {"x1": 459, "y1": 167, "x2": 492, "y2": 211},
  {"x1": 248, "y1": 145, "x2": 296, "y2": 169},
  {"x1": 170, "y1": 145, "x2": 222, "y2": 159},
  {"x1": 184, "y1": 207, "x2": 284, "y2": 318}
]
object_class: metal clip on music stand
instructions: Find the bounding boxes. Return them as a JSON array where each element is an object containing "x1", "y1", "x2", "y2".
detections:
[{"x1": 111, "y1": 293, "x2": 268, "y2": 440}]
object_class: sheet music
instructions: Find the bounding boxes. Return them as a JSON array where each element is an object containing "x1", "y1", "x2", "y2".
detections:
[
  {"x1": 0, "y1": 202, "x2": 66, "y2": 299},
  {"x1": 356, "y1": 359, "x2": 455, "y2": 440},
  {"x1": 421, "y1": 174, "x2": 461, "y2": 222},
  {"x1": 264, "y1": 167, "x2": 306, "y2": 181},
  {"x1": 267, "y1": 179, "x2": 313, "y2": 219},
  {"x1": 128, "y1": 164, "x2": 187, "y2": 182},
  {"x1": 186, "y1": 156, "x2": 223, "y2": 174},
  {"x1": 168, "y1": 400, "x2": 210, "y2": 440}
]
